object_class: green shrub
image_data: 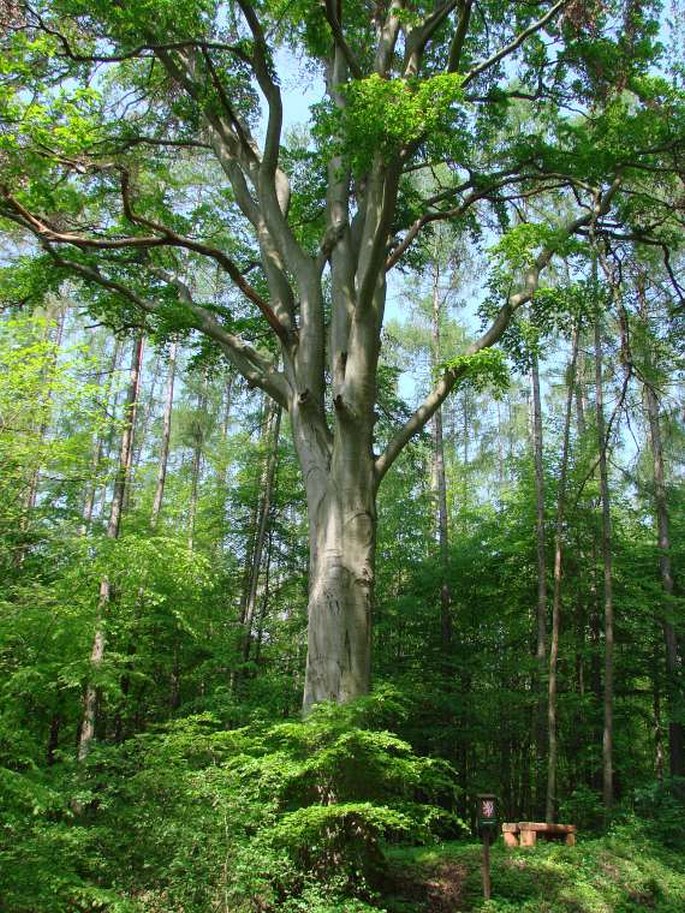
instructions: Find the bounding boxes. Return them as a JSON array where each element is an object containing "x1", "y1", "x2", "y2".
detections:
[
  {"x1": 632, "y1": 778, "x2": 685, "y2": 849},
  {"x1": 87, "y1": 696, "x2": 463, "y2": 911}
]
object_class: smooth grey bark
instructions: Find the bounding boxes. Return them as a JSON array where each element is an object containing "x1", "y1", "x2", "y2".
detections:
[
  {"x1": 78, "y1": 332, "x2": 144, "y2": 762},
  {"x1": 594, "y1": 314, "x2": 614, "y2": 814},
  {"x1": 546, "y1": 323, "x2": 580, "y2": 823},
  {"x1": 301, "y1": 403, "x2": 377, "y2": 709}
]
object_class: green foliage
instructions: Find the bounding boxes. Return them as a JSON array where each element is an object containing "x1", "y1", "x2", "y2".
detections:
[
  {"x1": 442, "y1": 348, "x2": 511, "y2": 396},
  {"x1": 633, "y1": 779, "x2": 685, "y2": 850},
  {"x1": 485, "y1": 279, "x2": 609, "y2": 370},
  {"x1": 16, "y1": 698, "x2": 459, "y2": 912},
  {"x1": 55, "y1": 0, "x2": 218, "y2": 46},
  {"x1": 491, "y1": 222, "x2": 585, "y2": 273},
  {"x1": 314, "y1": 73, "x2": 465, "y2": 173}
]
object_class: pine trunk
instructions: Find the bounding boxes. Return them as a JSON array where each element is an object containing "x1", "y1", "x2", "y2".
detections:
[
  {"x1": 644, "y1": 357, "x2": 685, "y2": 778},
  {"x1": 546, "y1": 324, "x2": 580, "y2": 823},
  {"x1": 594, "y1": 314, "x2": 614, "y2": 814},
  {"x1": 530, "y1": 353, "x2": 548, "y2": 816}
]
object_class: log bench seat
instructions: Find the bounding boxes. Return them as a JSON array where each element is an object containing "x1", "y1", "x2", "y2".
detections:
[{"x1": 502, "y1": 822, "x2": 576, "y2": 847}]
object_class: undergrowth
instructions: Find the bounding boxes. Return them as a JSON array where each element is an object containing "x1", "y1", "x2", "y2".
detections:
[{"x1": 384, "y1": 819, "x2": 685, "y2": 912}]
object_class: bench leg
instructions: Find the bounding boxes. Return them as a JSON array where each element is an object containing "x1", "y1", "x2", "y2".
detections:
[{"x1": 520, "y1": 829, "x2": 536, "y2": 847}]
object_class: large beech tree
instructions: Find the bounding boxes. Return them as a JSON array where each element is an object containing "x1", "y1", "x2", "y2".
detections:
[{"x1": 1, "y1": 0, "x2": 683, "y2": 708}]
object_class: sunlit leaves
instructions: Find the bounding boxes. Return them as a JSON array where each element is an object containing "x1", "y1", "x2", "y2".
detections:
[
  {"x1": 314, "y1": 72, "x2": 465, "y2": 172},
  {"x1": 47, "y1": 0, "x2": 218, "y2": 46},
  {"x1": 442, "y1": 347, "x2": 511, "y2": 396}
]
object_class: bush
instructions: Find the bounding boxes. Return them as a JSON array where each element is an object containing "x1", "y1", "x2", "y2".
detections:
[
  {"x1": 633, "y1": 778, "x2": 685, "y2": 849},
  {"x1": 84, "y1": 696, "x2": 463, "y2": 912}
]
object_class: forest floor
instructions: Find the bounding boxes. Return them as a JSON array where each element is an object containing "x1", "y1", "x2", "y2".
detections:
[{"x1": 380, "y1": 825, "x2": 685, "y2": 912}]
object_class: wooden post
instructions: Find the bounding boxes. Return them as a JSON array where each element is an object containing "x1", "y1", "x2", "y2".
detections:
[
  {"x1": 482, "y1": 830, "x2": 492, "y2": 900},
  {"x1": 476, "y1": 793, "x2": 497, "y2": 901}
]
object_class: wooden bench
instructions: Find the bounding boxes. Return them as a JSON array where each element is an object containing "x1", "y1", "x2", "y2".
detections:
[{"x1": 502, "y1": 822, "x2": 576, "y2": 847}]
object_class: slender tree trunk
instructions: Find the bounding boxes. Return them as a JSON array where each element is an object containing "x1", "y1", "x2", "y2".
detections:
[
  {"x1": 496, "y1": 401, "x2": 505, "y2": 487},
  {"x1": 653, "y1": 656, "x2": 666, "y2": 781},
  {"x1": 594, "y1": 314, "x2": 614, "y2": 815},
  {"x1": 187, "y1": 373, "x2": 207, "y2": 552},
  {"x1": 46, "y1": 712, "x2": 61, "y2": 766},
  {"x1": 217, "y1": 373, "x2": 235, "y2": 495},
  {"x1": 643, "y1": 345, "x2": 685, "y2": 778},
  {"x1": 546, "y1": 324, "x2": 581, "y2": 823},
  {"x1": 633, "y1": 282, "x2": 684, "y2": 777},
  {"x1": 253, "y1": 527, "x2": 275, "y2": 667},
  {"x1": 81, "y1": 337, "x2": 124, "y2": 531},
  {"x1": 77, "y1": 332, "x2": 144, "y2": 762},
  {"x1": 240, "y1": 400, "x2": 281, "y2": 667},
  {"x1": 530, "y1": 353, "x2": 548, "y2": 815},
  {"x1": 129, "y1": 345, "x2": 161, "y2": 489},
  {"x1": 151, "y1": 339, "x2": 178, "y2": 528},
  {"x1": 431, "y1": 261, "x2": 452, "y2": 648}
]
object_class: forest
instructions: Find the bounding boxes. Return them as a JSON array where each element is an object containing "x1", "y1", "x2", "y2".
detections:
[{"x1": 1, "y1": 1, "x2": 685, "y2": 911}]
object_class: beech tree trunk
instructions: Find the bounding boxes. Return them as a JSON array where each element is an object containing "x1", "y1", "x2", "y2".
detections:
[{"x1": 301, "y1": 416, "x2": 376, "y2": 710}]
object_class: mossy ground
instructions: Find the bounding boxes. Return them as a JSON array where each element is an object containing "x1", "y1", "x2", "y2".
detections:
[{"x1": 381, "y1": 825, "x2": 685, "y2": 913}]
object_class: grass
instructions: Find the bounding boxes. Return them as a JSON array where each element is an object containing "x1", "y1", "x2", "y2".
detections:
[{"x1": 380, "y1": 823, "x2": 685, "y2": 912}]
